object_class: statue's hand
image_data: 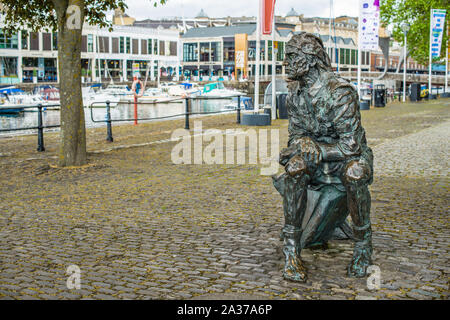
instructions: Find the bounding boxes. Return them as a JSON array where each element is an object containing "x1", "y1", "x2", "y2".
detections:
[
  {"x1": 285, "y1": 155, "x2": 308, "y2": 177},
  {"x1": 292, "y1": 137, "x2": 322, "y2": 165},
  {"x1": 279, "y1": 145, "x2": 298, "y2": 166}
]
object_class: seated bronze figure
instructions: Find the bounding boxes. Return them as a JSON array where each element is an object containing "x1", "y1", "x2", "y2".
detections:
[{"x1": 273, "y1": 32, "x2": 374, "y2": 282}]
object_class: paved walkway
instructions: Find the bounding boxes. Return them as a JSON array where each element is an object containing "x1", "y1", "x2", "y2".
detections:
[{"x1": 0, "y1": 101, "x2": 448, "y2": 300}]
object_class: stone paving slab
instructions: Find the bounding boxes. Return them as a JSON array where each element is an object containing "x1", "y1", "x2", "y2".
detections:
[{"x1": 0, "y1": 100, "x2": 449, "y2": 300}]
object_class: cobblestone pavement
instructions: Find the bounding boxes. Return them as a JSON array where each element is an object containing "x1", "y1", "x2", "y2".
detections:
[{"x1": 0, "y1": 100, "x2": 449, "y2": 300}]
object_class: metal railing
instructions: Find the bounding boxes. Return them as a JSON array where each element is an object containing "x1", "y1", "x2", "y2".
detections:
[
  {"x1": 0, "y1": 95, "x2": 244, "y2": 151},
  {"x1": 0, "y1": 104, "x2": 61, "y2": 151},
  {"x1": 89, "y1": 95, "x2": 244, "y2": 143}
]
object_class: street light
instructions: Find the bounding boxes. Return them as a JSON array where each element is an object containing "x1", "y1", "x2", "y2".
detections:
[{"x1": 401, "y1": 22, "x2": 410, "y2": 102}]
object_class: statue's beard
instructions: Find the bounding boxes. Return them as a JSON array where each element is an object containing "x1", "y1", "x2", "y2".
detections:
[{"x1": 287, "y1": 57, "x2": 310, "y2": 81}]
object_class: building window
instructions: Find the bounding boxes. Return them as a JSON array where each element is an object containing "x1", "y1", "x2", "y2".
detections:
[
  {"x1": 119, "y1": 37, "x2": 125, "y2": 53},
  {"x1": 200, "y1": 42, "x2": 210, "y2": 62},
  {"x1": 351, "y1": 49, "x2": 356, "y2": 65},
  {"x1": 223, "y1": 40, "x2": 234, "y2": 63},
  {"x1": 0, "y1": 29, "x2": 19, "y2": 49},
  {"x1": 21, "y1": 31, "x2": 28, "y2": 50},
  {"x1": 0, "y1": 57, "x2": 18, "y2": 77},
  {"x1": 154, "y1": 39, "x2": 158, "y2": 55},
  {"x1": 112, "y1": 37, "x2": 119, "y2": 53},
  {"x1": 210, "y1": 42, "x2": 221, "y2": 62},
  {"x1": 126, "y1": 37, "x2": 131, "y2": 54},
  {"x1": 148, "y1": 39, "x2": 153, "y2": 54},
  {"x1": 132, "y1": 39, "x2": 139, "y2": 54},
  {"x1": 183, "y1": 43, "x2": 198, "y2": 62},
  {"x1": 277, "y1": 42, "x2": 284, "y2": 61},
  {"x1": 52, "y1": 32, "x2": 58, "y2": 50},
  {"x1": 141, "y1": 39, "x2": 147, "y2": 55},
  {"x1": 345, "y1": 49, "x2": 351, "y2": 65},
  {"x1": 87, "y1": 34, "x2": 94, "y2": 52},
  {"x1": 339, "y1": 48, "x2": 345, "y2": 65},
  {"x1": 99, "y1": 37, "x2": 109, "y2": 53},
  {"x1": 169, "y1": 41, "x2": 177, "y2": 56},
  {"x1": 159, "y1": 40, "x2": 165, "y2": 55},
  {"x1": 248, "y1": 41, "x2": 256, "y2": 61},
  {"x1": 268, "y1": 40, "x2": 273, "y2": 61}
]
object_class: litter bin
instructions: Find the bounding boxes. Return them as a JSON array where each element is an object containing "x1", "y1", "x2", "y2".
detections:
[
  {"x1": 374, "y1": 84, "x2": 386, "y2": 107},
  {"x1": 277, "y1": 93, "x2": 288, "y2": 119},
  {"x1": 360, "y1": 100, "x2": 370, "y2": 110},
  {"x1": 263, "y1": 106, "x2": 272, "y2": 121},
  {"x1": 410, "y1": 83, "x2": 421, "y2": 102}
]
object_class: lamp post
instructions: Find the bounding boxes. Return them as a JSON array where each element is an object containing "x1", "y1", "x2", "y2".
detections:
[{"x1": 401, "y1": 22, "x2": 410, "y2": 102}]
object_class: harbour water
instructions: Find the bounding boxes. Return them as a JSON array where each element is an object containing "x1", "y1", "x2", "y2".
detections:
[{"x1": 0, "y1": 98, "x2": 236, "y2": 136}]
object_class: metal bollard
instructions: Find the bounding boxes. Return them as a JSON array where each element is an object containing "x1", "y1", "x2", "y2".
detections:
[
  {"x1": 37, "y1": 104, "x2": 45, "y2": 152},
  {"x1": 237, "y1": 95, "x2": 241, "y2": 124},
  {"x1": 185, "y1": 97, "x2": 190, "y2": 130},
  {"x1": 105, "y1": 101, "x2": 113, "y2": 142}
]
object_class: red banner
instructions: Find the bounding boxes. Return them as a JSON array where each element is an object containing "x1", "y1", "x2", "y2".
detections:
[{"x1": 262, "y1": 0, "x2": 276, "y2": 35}]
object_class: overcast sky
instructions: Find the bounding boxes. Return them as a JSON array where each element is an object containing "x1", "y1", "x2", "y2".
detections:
[{"x1": 122, "y1": 0, "x2": 360, "y2": 20}]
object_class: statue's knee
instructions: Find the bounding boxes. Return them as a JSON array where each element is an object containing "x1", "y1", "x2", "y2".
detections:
[{"x1": 344, "y1": 160, "x2": 371, "y2": 184}]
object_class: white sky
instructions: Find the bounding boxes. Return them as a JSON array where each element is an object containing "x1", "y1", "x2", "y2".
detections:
[{"x1": 123, "y1": 0, "x2": 360, "y2": 20}]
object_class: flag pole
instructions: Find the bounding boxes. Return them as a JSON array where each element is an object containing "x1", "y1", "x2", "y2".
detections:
[
  {"x1": 271, "y1": 9, "x2": 276, "y2": 120},
  {"x1": 255, "y1": 0, "x2": 261, "y2": 113},
  {"x1": 429, "y1": 9, "x2": 433, "y2": 95},
  {"x1": 446, "y1": 28, "x2": 449, "y2": 93},
  {"x1": 357, "y1": 0, "x2": 362, "y2": 99}
]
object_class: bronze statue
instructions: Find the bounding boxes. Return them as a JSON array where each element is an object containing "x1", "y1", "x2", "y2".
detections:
[{"x1": 273, "y1": 32, "x2": 374, "y2": 282}]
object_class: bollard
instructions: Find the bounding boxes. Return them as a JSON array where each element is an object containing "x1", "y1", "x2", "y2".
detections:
[
  {"x1": 134, "y1": 96, "x2": 138, "y2": 125},
  {"x1": 185, "y1": 97, "x2": 190, "y2": 130},
  {"x1": 37, "y1": 104, "x2": 45, "y2": 152},
  {"x1": 237, "y1": 95, "x2": 241, "y2": 124},
  {"x1": 106, "y1": 101, "x2": 113, "y2": 142}
]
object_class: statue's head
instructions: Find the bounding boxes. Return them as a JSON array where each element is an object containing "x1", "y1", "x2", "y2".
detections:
[{"x1": 284, "y1": 32, "x2": 332, "y2": 81}]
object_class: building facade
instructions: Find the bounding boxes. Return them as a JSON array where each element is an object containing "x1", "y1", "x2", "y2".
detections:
[{"x1": 0, "y1": 23, "x2": 181, "y2": 84}]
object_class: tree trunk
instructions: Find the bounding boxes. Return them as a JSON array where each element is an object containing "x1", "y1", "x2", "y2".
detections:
[{"x1": 57, "y1": 0, "x2": 87, "y2": 167}]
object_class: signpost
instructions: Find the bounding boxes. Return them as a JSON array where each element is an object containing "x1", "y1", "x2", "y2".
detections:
[
  {"x1": 357, "y1": 0, "x2": 380, "y2": 96},
  {"x1": 429, "y1": 9, "x2": 447, "y2": 94}
]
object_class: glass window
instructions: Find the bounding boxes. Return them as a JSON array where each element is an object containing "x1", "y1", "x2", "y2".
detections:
[
  {"x1": 339, "y1": 48, "x2": 345, "y2": 65},
  {"x1": 248, "y1": 41, "x2": 256, "y2": 61},
  {"x1": 183, "y1": 43, "x2": 198, "y2": 62},
  {"x1": 210, "y1": 42, "x2": 221, "y2": 62},
  {"x1": 345, "y1": 49, "x2": 351, "y2": 65},
  {"x1": 87, "y1": 34, "x2": 94, "y2": 52},
  {"x1": 154, "y1": 39, "x2": 158, "y2": 55},
  {"x1": 119, "y1": 37, "x2": 125, "y2": 54},
  {"x1": 52, "y1": 32, "x2": 57, "y2": 50},
  {"x1": 268, "y1": 40, "x2": 272, "y2": 61},
  {"x1": 277, "y1": 42, "x2": 284, "y2": 61},
  {"x1": 351, "y1": 49, "x2": 356, "y2": 65},
  {"x1": 199, "y1": 42, "x2": 210, "y2": 62},
  {"x1": 21, "y1": 31, "x2": 28, "y2": 50},
  {"x1": 0, "y1": 29, "x2": 18, "y2": 49},
  {"x1": 148, "y1": 39, "x2": 152, "y2": 55},
  {"x1": 223, "y1": 40, "x2": 234, "y2": 63},
  {"x1": 126, "y1": 37, "x2": 131, "y2": 54}
]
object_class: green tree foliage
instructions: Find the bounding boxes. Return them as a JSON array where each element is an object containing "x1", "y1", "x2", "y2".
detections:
[
  {"x1": 381, "y1": 0, "x2": 449, "y2": 65},
  {"x1": 0, "y1": 0, "x2": 166, "y2": 166}
]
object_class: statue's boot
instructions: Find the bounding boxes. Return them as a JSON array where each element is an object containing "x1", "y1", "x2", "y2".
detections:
[
  {"x1": 348, "y1": 223, "x2": 372, "y2": 278},
  {"x1": 282, "y1": 228, "x2": 307, "y2": 282},
  {"x1": 345, "y1": 182, "x2": 373, "y2": 278},
  {"x1": 273, "y1": 172, "x2": 310, "y2": 282}
]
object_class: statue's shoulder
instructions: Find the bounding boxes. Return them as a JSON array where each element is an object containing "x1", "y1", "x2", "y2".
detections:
[{"x1": 322, "y1": 72, "x2": 357, "y2": 96}]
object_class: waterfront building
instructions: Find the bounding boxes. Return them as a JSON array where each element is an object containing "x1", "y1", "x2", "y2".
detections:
[{"x1": 0, "y1": 21, "x2": 181, "y2": 84}]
